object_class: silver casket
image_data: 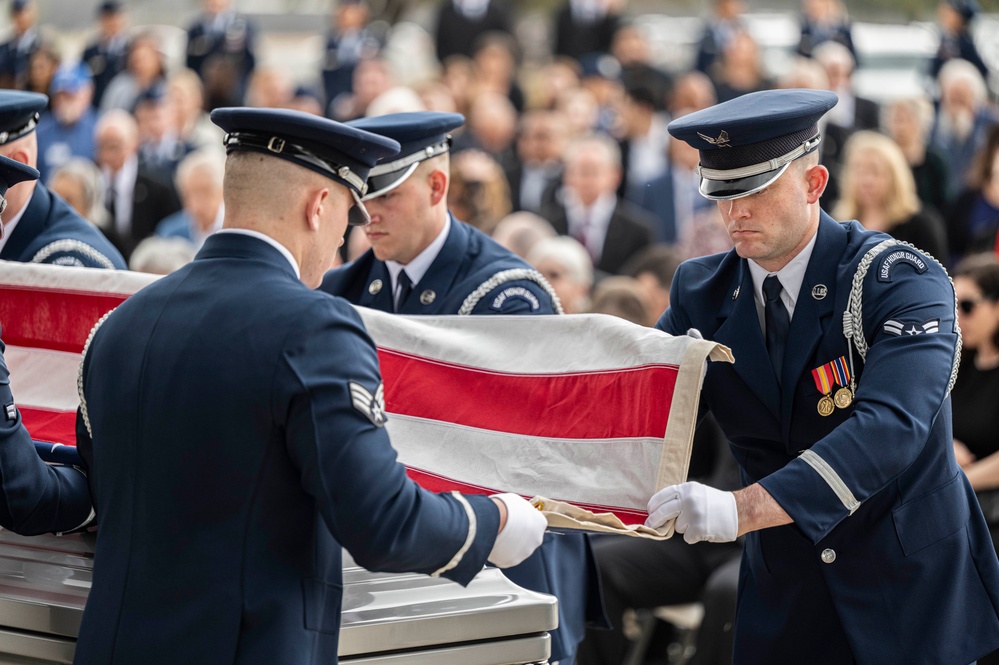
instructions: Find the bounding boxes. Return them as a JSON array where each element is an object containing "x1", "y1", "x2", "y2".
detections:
[{"x1": 0, "y1": 530, "x2": 557, "y2": 665}]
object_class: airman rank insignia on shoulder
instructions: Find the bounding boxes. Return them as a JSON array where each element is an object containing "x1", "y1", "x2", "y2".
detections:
[
  {"x1": 349, "y1": 381, "x2": 386, "y2": 427},
  {"x1": 4, "y1": 402, "x2": 15, "y2": 422},
  {"x1": 883, "y1": 319, "x2": 940, "y2": 336},
  {"x1": 492, "y1": 287, "x2": 540, "y2": 311},
  {"x1": 877, "y1": 249, "x2": 928, "y2": 283}
]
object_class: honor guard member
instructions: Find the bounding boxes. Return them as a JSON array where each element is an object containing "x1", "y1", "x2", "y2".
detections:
[
  {"x1": 0, "y1": 91, "x2": 126, "y2": 269},
  {"x1": 645, "y1": 89, "x2": 999, "y2": 664},
  {"x1": 321, "y1": 112, "x2": 606, "y2": 665},
  {"x1": 0, "y1": 155, "x2": 94, "y2": 535},
  {"x1": 73, "y1": 108, "x2": 547, "y2": 665}
]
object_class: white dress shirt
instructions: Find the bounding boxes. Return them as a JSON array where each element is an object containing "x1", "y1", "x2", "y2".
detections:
[
  {"x1": 747, "y1": 229, "x2": 818, "y2": 332},
  {"x1": 216, "y1": 228, "x2": 300, "y2": 280},
  {"x1": 385, "y1": 215, "x2": 452, "y2": 301}
]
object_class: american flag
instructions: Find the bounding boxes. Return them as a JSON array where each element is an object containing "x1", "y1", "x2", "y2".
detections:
[{"x1": 0, "y1": 261, "x2": 729, "y2": 531}]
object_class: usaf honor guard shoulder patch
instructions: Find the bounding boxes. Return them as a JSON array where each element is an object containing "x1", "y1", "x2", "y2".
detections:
[
  {"x1": 877, "y1": 249, "x2": 928, "y2": 283},
  {"x1": 883, "y1": 319, "x2": 940, "y2": 336},
  {"x1": 492, "y1": 287, "x2": 541, "y2": 311},
  {"x1": 349, "y1": 381, "x2": 387, "y2": 427}
]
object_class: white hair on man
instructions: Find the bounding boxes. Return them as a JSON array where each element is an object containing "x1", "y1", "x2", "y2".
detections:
[
  {"x1": 937, "y1": 58, "x2": 989, "y2": 142},
  {"x1": 527, "y1": 235, "x2": 594, "y2": 314},
  {"x1": 129, "y1": 236, "x2": 197, "y2": 275}
]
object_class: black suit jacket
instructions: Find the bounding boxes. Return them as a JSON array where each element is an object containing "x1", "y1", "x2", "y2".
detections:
[
  {"x1": 434, "y1": 1, "x2": 510, "y2": 62},
  {"x1": 106, "y1": 170, "x2": 182, "y2": 261},
  {"x1": 546, "y1": 197, "x2": 654, "y2": 275}
]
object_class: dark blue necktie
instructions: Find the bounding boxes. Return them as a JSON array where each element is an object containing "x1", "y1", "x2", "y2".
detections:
[
  {"x1": 394, "y1": 270, "x2": 413, "y2": 312},
  {"x1": 763, "y1": 275, "x2": 789, "y2": 385}
]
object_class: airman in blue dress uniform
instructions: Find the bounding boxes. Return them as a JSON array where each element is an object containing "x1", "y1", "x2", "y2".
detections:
[
  {"x1": 321, "y1": 112, "x2": 606, "y2": 665},
  {"x1": 322, "y1": 112, "x2": 561, "y2": 316},
  {"x1": 645, "y1": 89, "x2": 999, "y2": 664},
  {"x1": 0, "y1": 91, "x2": 125, "y2": 269},
  {"x1": 0, "y1": 154, "x2": 94, "y2": 535},
  {"x1": 70, "y1": 108, "x2": 546, "y2": 665}
]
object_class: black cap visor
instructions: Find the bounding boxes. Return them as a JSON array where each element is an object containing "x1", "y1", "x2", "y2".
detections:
[{"x1": 699, "y1": 163, "x2": 790, "y2": 201}]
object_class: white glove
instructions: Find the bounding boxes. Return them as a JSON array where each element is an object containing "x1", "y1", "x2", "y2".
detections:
[
  {"x1": 487, "y1": 493, "x2": 547, "y2": 568},
  {"x1": 645, "y1": 481, "x2": 738, "y2": 544}
]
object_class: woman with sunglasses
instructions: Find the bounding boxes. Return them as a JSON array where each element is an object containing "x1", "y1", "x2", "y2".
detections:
[{"x1": 952, "y1": 254, "x2": 999, "y2": 554}]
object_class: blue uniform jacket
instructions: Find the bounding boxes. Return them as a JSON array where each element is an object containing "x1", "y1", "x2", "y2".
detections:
[
  {"x1": 73, "y1": 232, "x2": 500, "y2": 665},
  {"x1": 657, "y1": 213, "x2": 999, "y2": 664},
  {"x1": 322, "y1": 217, "x2": 560, "y2": 315},
  {"x1": 0, "y1": 335, "x2": 92, "y2": 536},
  {"x1": 321, "y1": 216, "x2": 607, "y2": 662},
  {"x1": 0, "y1": 183, "x2": 126, "y2": 269}
]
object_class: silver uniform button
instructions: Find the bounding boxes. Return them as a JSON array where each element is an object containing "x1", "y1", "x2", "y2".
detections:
[
  {"x1": 420, "y1": 290, "x2": 436, "y2": 305},
  {"x1": 821, "y1": 548, "x2": 836, "y2": 564},
  {"x1": 368, "y1": 279, "x2": 383, "y2": 295}
]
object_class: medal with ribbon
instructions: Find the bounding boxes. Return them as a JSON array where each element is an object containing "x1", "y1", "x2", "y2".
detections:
[{"x1": 811, "y1": 356, "x2": 855, "y2": 416}]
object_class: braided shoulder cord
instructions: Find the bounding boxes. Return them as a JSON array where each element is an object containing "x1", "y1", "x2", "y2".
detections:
[
  {"x1": 457, "y1": 268, "x2": 565, "y2": 316},
  {"x1": 77, "y1": 309, "x2": 116, "y2": 439},
  {"x1": 841, "y1": 239, "x2": 961, "y2": 395}
]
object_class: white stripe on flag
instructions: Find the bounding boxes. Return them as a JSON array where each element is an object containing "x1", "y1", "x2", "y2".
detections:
[{"x1": 6, "y1": 346, "x2": 81, "y2": 411}]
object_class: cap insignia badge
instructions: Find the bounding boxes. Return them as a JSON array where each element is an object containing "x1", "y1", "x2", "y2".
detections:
[{"x1": 697, "y1": 130, "x2": 731, "y2": 148}]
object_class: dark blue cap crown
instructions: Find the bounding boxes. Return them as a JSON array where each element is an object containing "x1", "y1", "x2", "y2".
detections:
[
  {"x1": 347, "y1": 111, "x2": 465, "y2": 200},
  {"x1": 668, "y1": 89, "x2": 838, "y2": 200},
  {"x1": 211, "y1": 107, "x2": 399, "y2": 195},
  {"x1": 0, "y1": 90, "x2": 46, "y2": 145}
]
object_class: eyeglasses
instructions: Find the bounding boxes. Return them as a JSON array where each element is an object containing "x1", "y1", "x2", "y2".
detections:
[{"x1": 959, "y1": 297, "x2": 984, "y2": 315}]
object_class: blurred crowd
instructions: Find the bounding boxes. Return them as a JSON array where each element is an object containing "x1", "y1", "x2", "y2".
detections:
[{"x1": 4, "y1": 0, "x2": 999, "y2": 661}]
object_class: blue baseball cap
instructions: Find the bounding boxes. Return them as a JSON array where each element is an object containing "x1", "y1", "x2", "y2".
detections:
[
  {"x1": 50, "y1": 62, "x2": 93, "y2": 94},
  {"x1": 0, "y1": 90, "x2": 46, "y2": 145},
  {"x1": 211, "y1": 107, "x2": 400, "y2": 225},
  {"x1": 668, "y1": 89, "x2": 838, "y2": 200},
  {"x1": 0, "y1": 155, "x2": 39, "y2": 238},
  {"x1": 347, "y1": 111, "x2": 464, "y2": 201},
  {"x1": 945, "y1": 0, "x2": 979, "y2": 21}
]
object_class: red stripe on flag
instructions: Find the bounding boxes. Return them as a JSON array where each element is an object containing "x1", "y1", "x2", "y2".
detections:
[
  {"x1": 405, "y1": 467, "x2": 648, "y2": 526},
  {"x1": 19, "y1": 407, "x2": 77, "y2": 447},
  {"x1": 378, "y1": 349, "x2": 677, "y2": 439},
  {"x1": 0, "y1": 286, "x2": 127, "y2": 353}
]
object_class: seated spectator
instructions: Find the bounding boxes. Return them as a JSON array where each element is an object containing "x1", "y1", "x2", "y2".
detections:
[
  {"x1": 129, "y1": 235, "x2": 196, "y2": 275},
  {"x1": 886, "y1": 95, "x2": 950, "y2": 217},
  {"x1": 533, "y1": 57, "x2": 581, "y2": 111},
  {"x1": 710, "y1": 30, "x2": 772, "y2": 104},
  {"x1": 618, "y1": 64, "x2": 671, "y2": 204},
  {"x1": 578, "y1": 53, "x2": 624, "y2": 135},
  {"x1": 364, "y1": 85, "x2": 426, "y2": 117},
  {"x1": 590, "y1": 275, "x2": 649, "y2": 325},
  {"x1": 833, "y1": 130, "x2": 949, "y2": 263},
  {"x1": 611, "y1": 22, "x2": 654, "y2": 68},
  {"x1": 48, "y1": 157, "x2": 110, "y2": 230},
  {"x1": 35, "y1": 62, "x2": 99, "y2": 181},
  {"x1": 796, "y1": 0, "x2": 856, "y2": 59},
  {"x1": 470, "y1": 32, "x2": 524, "y2": 113},
  {"x1": 25, "y1": 40, "x2": 59, "y2": 102},
  {"x1": 812, "y1": 41, "x2": 878, "y2": 131},
  {"x1": 321, "y1": 0, "x2": 382, "y2": 112},
  {"x1": 557, "y1": 86, "x2": 601, "y2": 139},
  {"x1": 454, "y1": 90, "x2": 519, "y2": 175},
  {"x1": 952, "y1": 252, "x2": 999, "y2": 665},
  {"x1": 667, "y1": 71, "x2": 717, "y2": 117},
  {"x1": 947, "y1": 125, "x2": 999, "y2": 262},
  {"x1": 245, "y1": 66, "x2": 293, "y2": 109},
  {"x1": 527, "y1": 235, "x2": 594, "y2": 314},
  {"x1": 447, "y1": 149, "x2": 512, "y2": 235},
  {"x1": 155, "y1": 148, "x2": 224, "y2": 251},
  {"x1": 95, "y1": 109, "x2": 181, "y2": 261},
  {"x1": 622, "y1": 243, "x2": 682, "y2": 324},
  {"x1": 135, "y1": 84, "x2": 194, "y2": 187},
  {"x1": 930, "y1": 58, "x2": 999, "y2": 201},
  {"x1": 168, "y1": 68, "x2": 223, "y2": 152},
  {"x1": 101, "y1": 30, "x2": 167, "y2": 113},
  {"x1": 288, "y1": 85, "x2": 324, "y2": 116},
  {"x1": 491, "y1": 211, "x2": 557, "y2": 259},
  {"x1": 418, "y1": 80, "x2": 460, "y2": 114},
  {"x1": 543, "y1": 133, "x2": 654, "y2": 276},
  {"x1": 330, "y1": 56, "x2": 393, "y2": 121},
  {"x1": 508, "y1": 109, "x2": 568, "y2": 214}
]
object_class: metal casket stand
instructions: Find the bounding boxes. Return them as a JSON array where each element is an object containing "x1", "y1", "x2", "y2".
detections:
[{"x1": 0, "y1": 530, "x2": 557, "y2": 665}]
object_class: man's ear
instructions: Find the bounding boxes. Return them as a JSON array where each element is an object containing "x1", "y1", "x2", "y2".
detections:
[
  {"x1": 804, "y1": 164, "x2": 829, "y2": 205},
  {"x1": 306, "y1": 187, "x2": 330, "y2": 231},
  {"x1": 428, "y1": 168, "x2": 448, "y2": 206}
]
